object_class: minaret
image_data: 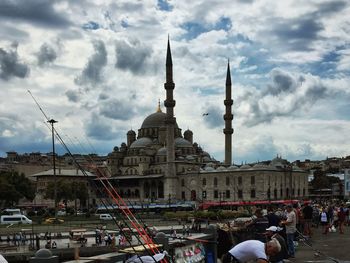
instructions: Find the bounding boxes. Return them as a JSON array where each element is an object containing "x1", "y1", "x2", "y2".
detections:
[
  {"x1": 223, "y1": 60, "x2": 234, "y2": 165},
  {"x1": 164, "y1": 38, "x2": 177, "y2": 200}
]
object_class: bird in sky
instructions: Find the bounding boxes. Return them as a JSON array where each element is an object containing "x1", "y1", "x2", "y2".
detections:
[{"x1": 202, "y1": 113, "x2": 209, "y2": 116}]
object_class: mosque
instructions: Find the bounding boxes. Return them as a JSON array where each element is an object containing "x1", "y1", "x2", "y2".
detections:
[{"x1": 106, "y1": 40, "x2": 308, "y2": 205}]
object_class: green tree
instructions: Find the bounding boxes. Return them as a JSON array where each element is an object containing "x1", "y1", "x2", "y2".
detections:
[
  {"x1": 71, "y1": 181, "x2": 88, "y2": 213},
  {"x1": 311, "y1": 169, "x2": 340, "y2": 189},
  {"x1": 44, "y1": 179, "x2": 74, "y2": 205},
  {"x1": 0, "y1": 171, "x2": 36, "y2": 206}
]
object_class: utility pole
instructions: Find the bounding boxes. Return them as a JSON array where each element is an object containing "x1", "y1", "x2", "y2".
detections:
[{"x1": 48, "y1": 119, "x2": 58, "y2": 218}]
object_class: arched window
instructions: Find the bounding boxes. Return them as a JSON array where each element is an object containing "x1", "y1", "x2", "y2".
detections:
[
  {"x1": 181, "y1": 179, "x2": 185, "y2": 187},
  {"x1": 250, "y1": 189, "x2": 256, "y2": 198},
  {"x1": 158, "y1": 182, "x2": 164, "y2": 198},
  {"x1": 226, "y1": 177, "x2": 230, "y2": 186},
  {"x1": 251, "y1": 176, "x2": 255, "y2": 185},
  {"x1": 202, "y1": 178, "x2": 206, "y2": 186},
  {"x1": 135, "y1": 189, "x2": 140, "y2": 197},
  {"x1": 214, "y1": 177, "x2": 218, "y2": 187},
  {"x1": 144, "y1": 182, "x2": 150, "y2": 198},
  {"x1": 191, "y1": 190, "x2": 197, "y2": 201},
  {"x1": 274, "y1": 188, "x2": 277, "y2": 199}
]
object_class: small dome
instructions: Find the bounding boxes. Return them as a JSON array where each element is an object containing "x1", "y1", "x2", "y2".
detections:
[
  {"x1": 186, "y1": 155, "x2": 195, "y2": 161},
  {"x1": 206, "y1": 162, "x2": 215, "y2": 167},
  {"x1": 253, "y1": 163, "x2": 267, "y2": 168},
  {"x1": 35, "y1": 248, "x2": 52, "y2": 258},
  {"x1": 217, "y1": 166, "x2": 227, "y2": 171},
  {"x1": 203, "y1": 156, "x2": 211, "y2": 162},
  {"x1": 175, "y1": 137, "x2": 192, "y2": 147},
  {"x1": 113, "y1": 146, "x2": 119, "y2": 152},
  {"x1": 204, "y1": 166, "x2": 215, "y2": 171},
  {"x1": 130, "y1": 137, "x2": 153, "y2": 148},
  {"x1": 156, "y1": 147, "x2": 167, "y2": 156},
  {"x1": 241, "y1": 164, "x2": 251, "y2": 169},
  {"x1": 228, "y1": 165, "x2": 239, "y2": 170}
]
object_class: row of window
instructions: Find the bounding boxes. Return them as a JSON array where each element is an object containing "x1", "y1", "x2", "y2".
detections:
[
  {"x1": 185, "y1": 176, "x2": 304, "y2": 188},
  {"x1": 180, "y1": 188, "x2": 307, "y2": 201}
]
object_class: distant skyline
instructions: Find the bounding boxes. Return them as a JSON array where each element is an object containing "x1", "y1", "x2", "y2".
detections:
[{"x1": 0, "y1": 0, "x2": 350, "y2": 164}]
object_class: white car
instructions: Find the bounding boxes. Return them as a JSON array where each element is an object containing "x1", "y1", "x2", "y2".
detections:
[{"x1": 99, "y1": 214, "x2": 115, "y2": 220}]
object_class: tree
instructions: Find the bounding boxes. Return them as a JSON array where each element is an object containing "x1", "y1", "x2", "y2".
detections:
[
  {"x1": 310, "y1": 169, "x2": 341, "y2": 189},
  {"x1": 44, "y1": 179, "x2": 74, "y2": 205},
  {"x1": 0, "y1": 171, "x2": 36, "y2": 207},
  {"x1": 71, "y1": 181, "x2": 88, "y2": 212}
]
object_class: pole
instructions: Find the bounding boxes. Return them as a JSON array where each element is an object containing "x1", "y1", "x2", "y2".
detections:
[{"x1": 48, "y1": 119, "x2": 58, "y2": 218}]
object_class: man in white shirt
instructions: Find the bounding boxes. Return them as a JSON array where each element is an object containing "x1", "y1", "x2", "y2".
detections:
[
  {"x1": 222, "y1": 239, "x2": 281, "y2": 263},
  {"x1": 281, "y1": 204, "x2": 296, "y2": 258}
]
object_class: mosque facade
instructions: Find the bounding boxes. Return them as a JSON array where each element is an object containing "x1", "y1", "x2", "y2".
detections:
[{"x1": 106, "y1": 41, "x2": 308, "y2": 204}]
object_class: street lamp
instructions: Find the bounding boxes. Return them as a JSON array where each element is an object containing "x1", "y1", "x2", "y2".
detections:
[{"x1": 48, "y1": 119, "x2": 58, "y2": 217}]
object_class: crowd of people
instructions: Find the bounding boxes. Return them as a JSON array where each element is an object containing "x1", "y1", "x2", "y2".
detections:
[{"x1": 221, "y1": 201, "x2": 350, "y2": 263}]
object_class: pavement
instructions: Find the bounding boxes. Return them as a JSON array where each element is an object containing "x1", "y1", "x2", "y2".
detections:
[{"x1": 290, "y1": 226, "x2": 350, "y2": 263}]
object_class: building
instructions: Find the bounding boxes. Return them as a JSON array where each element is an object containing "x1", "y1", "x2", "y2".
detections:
[
  {"x1": 105, "y1": 40, "x2": 309, "y2": 204},
  {"x1": 30, "y1": 168, "x2": 97, "y2": 208}
]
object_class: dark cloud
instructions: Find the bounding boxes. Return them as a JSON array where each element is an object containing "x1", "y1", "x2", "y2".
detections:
[
  {"x1": 115, "y1": 39, "x2": 152, "y2": 74},
  {"x1": 37, "y1": 43, "x2": 57, "y2": 66},
  {"x1": 84, "y1": 113, "x2": 120, "y2": 141},
  {"x1": 240, "y1": 68, "x2": 339, "y2": 127},
  {"x1": 202, "y1": 105, "x2": 223, "y2": 129},
  {"x1": 264, "y1": 69, "x2": 297, "y2": 96},
  {"x1": 99, "y1": 98, "x2": 138, "y2": 121},
  {"x1": 98, "y1": 93, "x2": 109, "y2": 100},
  {"x1": 65, "y1": 90, "x2": 80, "y2": 103},
  {"x1": 75, "y1": 40, "x2": 107, "y2": 86},
  {"x1": 315, "y1": 1, "x2": 347, "y2": 16},
  {"x1": 0, "y1": 0, "x2": 71, "y2": 28},
  {"x1": 271, "y1": 18, "x2": 324, "y2": 51},
  {"x1": 0, "y1": 114, "x2": 48, "y2": 154},
  {"x1": 0, "y1": 43, "x2": 29, "y2": 80}
]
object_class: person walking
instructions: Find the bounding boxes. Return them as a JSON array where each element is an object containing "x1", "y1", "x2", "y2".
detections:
[
  {"x1": 338, "y1": 204, "x2": 346, "y2": 234},
  {"x1": 320, "y1": 207, "x2": 330, "y2": 234},
  {"x1": 302, "y1": 203, "x2": 313, "y2": 237},
  {"x1": 280, "y1": 205, "x2": 296, "y2": 258}
]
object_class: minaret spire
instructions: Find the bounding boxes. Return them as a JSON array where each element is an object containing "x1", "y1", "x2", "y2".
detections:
[
  {"x1": 164, "y1": 37, "x2": 177, "y2": 200},
  {"x1": 156, "y1": 99, "x2": 162, "y2": 112},
  {"x1": 223, "y1": 59, "x2": 234, "y2": 165}
]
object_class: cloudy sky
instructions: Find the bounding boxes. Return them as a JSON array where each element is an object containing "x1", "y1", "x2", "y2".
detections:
[{"x1": 0, "y1": 0, "x2": 350, "y2": 164}]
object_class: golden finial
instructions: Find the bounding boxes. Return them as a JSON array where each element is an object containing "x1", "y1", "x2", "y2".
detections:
[{"x1": 156, "y1": 99, "x2": 162, "y2": 112}]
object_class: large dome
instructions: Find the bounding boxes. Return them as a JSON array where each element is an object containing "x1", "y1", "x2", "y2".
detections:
[{"x1": 141, "y1": 111, "x2": 178, "y2": 129}]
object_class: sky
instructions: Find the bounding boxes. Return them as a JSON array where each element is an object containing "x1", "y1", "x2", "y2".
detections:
[{"x1": 0, "y1": 0, "x2": 350, "y2": 165}]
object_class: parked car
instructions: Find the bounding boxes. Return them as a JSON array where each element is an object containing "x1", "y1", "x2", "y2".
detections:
[
  {"x1": 99, "y1": 214, "x2": 115, "y2": 220},
  {"x1": 44, "y1": 217, "x2": 64, "y2": 224}
]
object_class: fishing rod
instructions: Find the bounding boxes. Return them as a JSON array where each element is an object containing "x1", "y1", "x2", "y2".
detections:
[
  {"x1": 28, "y1": 91, "x2": 163, "y2": 263},
  {"x1": 66, "y1": 134, "x2": 163, "y2": 256}
]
